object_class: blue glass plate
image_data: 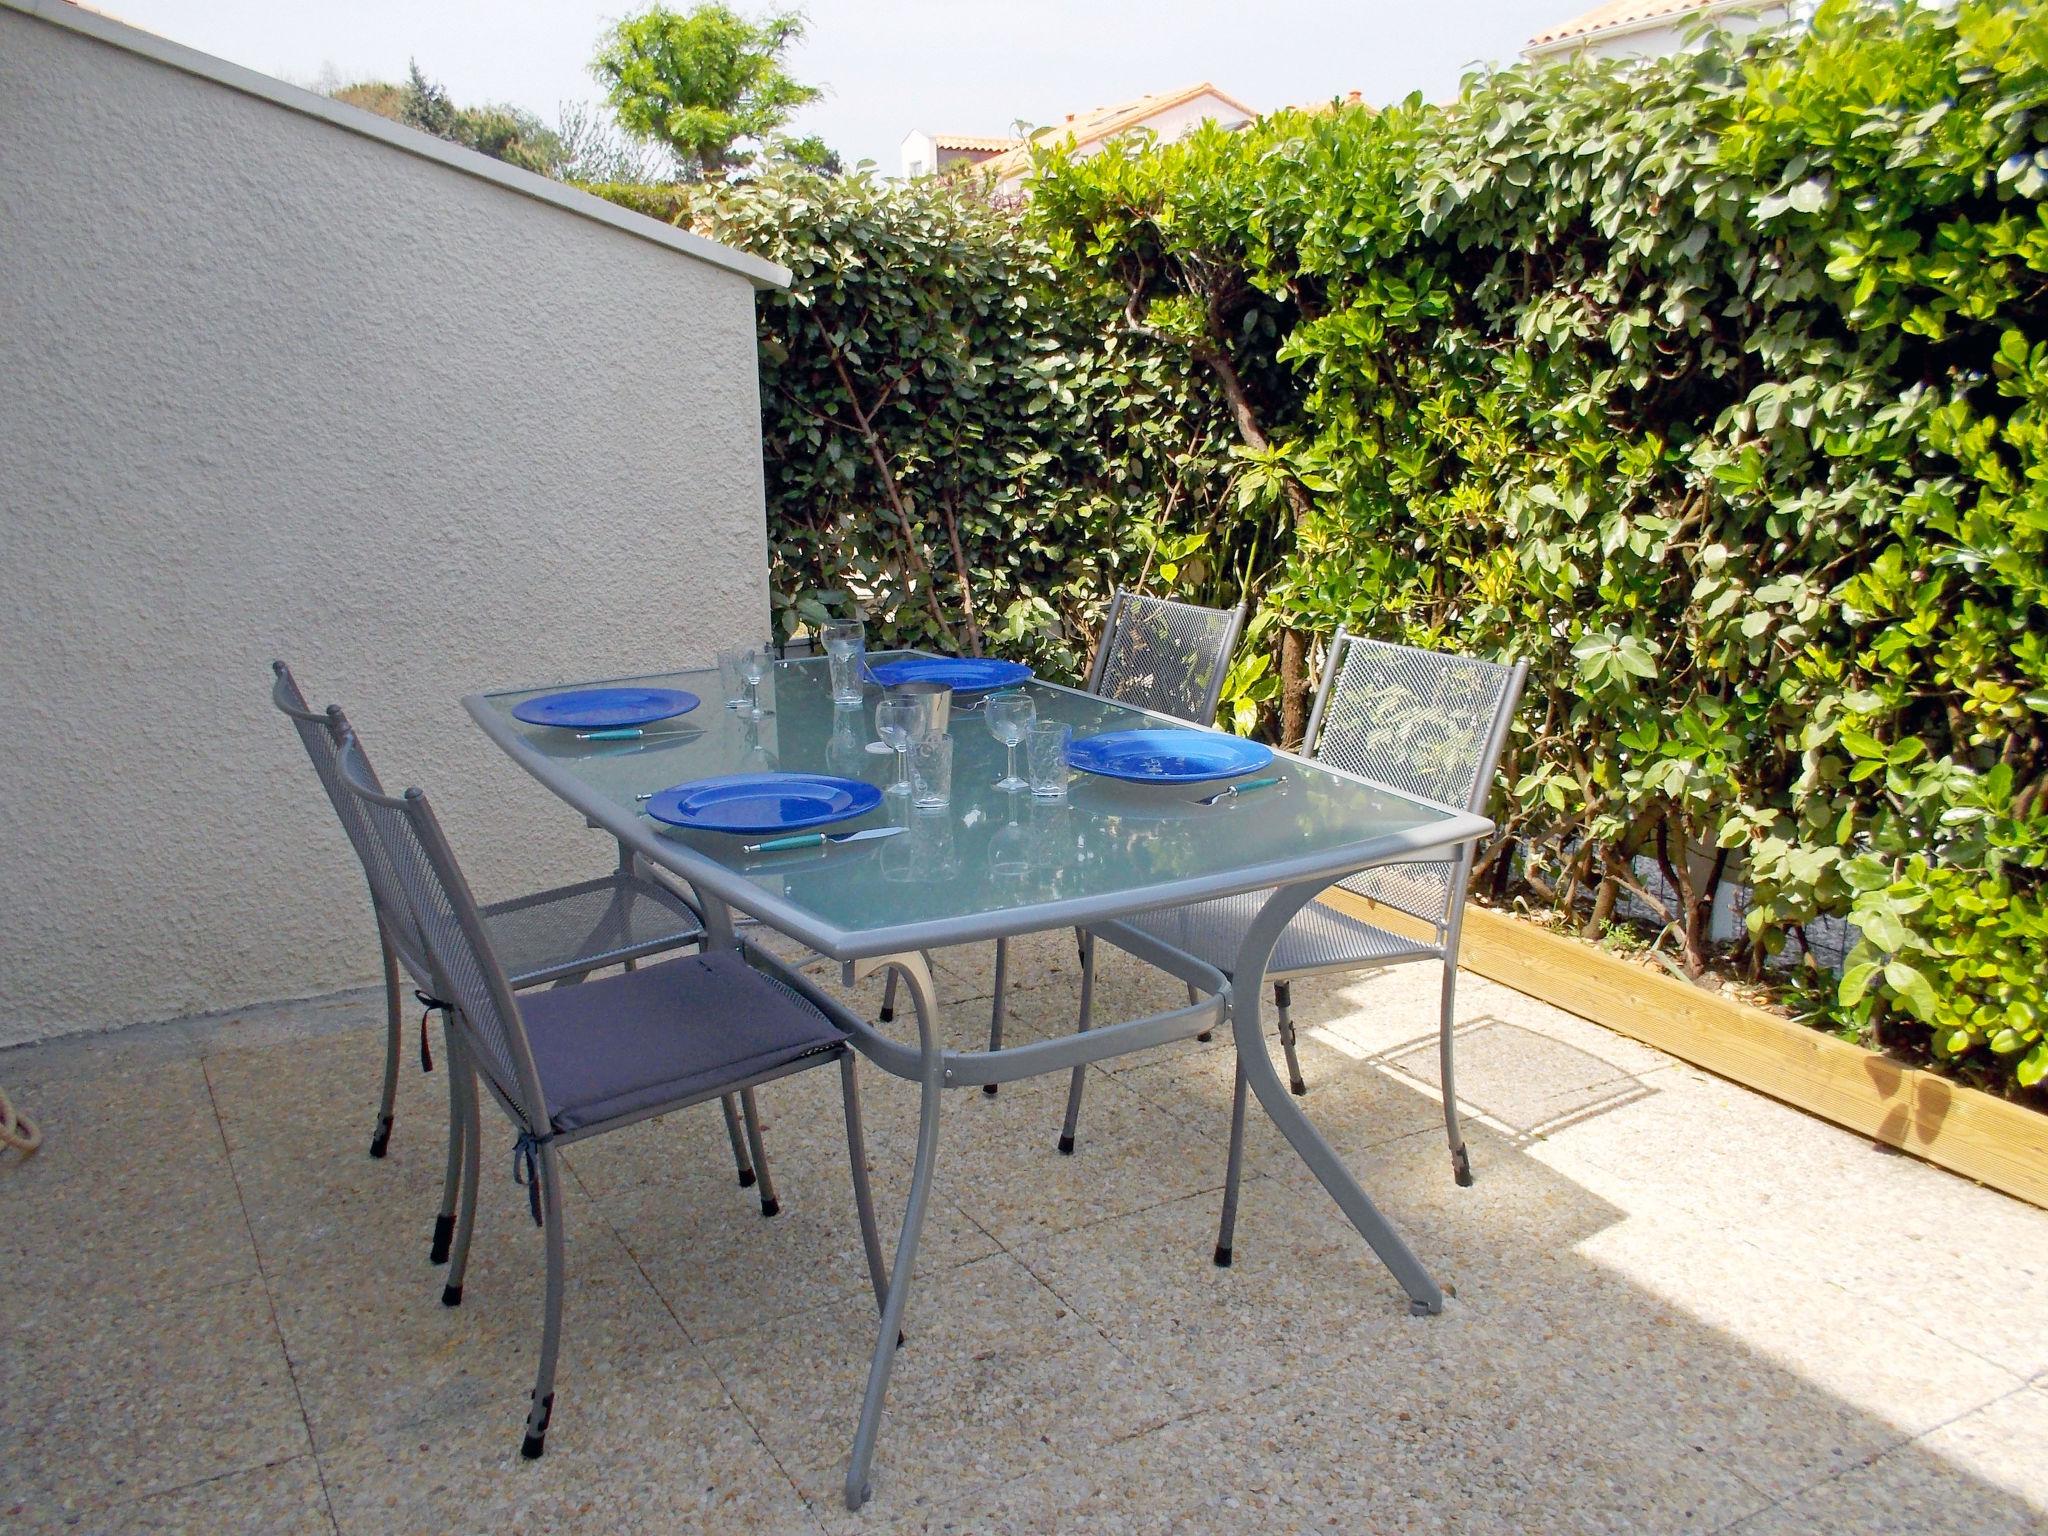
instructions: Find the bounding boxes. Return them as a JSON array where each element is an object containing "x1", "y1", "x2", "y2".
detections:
[
  {"x1": 643, "y1": 774, "x2": 882, "y2": 835},
  {"x1": 513, "y1": 687, "x2": 699, "y2": 730},
  {"x1": 1065, "y1": 729, "x2": 1275, "y2": 785},
  {"x1": 868, "y1": 657, "x2": 1032, "y2": 695}
]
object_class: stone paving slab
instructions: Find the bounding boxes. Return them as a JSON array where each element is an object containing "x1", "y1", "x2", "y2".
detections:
[{"x1": 3, "y1": 939, "x2": 2047, "y2": 1534}]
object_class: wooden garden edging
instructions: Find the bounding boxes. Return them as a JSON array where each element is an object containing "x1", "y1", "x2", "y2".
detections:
[{"x1": 1318, "y1": 889, "x2": 2048, "y2": 1211}]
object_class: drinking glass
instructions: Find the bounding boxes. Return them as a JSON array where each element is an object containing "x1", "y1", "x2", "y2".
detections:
[
  {"x1": 989, "y1": 813, "x2": 1032, "y2": 884},
  {"x1": 876, "y1": 697, "x2": 919, "y2": 798},
  {"x1": 910, "y1": 734, "x2": 953, "y2": 811},
  {"x1": 716, "y1": 646, "x2": 748, "y2": 709},
  {"x1": 822, "y1": 617, "x2": 866, "y2": 704},
  {"x1": 984, "y1": 691, "x2": 1035, "y2": 792},
  {"x1": 1027, "y1": 722, "x2": 1071, "y2": 799},
  {"x1": 739, "y1": 641, "x2": 772, "y2": 720}
]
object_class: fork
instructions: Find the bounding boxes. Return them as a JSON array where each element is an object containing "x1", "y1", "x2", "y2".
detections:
[{"x1": 1197, "y1": 775, "x2": 1280, "y2": 807}]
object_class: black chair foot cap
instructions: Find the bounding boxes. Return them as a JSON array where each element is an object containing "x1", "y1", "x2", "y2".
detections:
[
  {"x1": 878, "y1": 1006, "x2": 894, "y2": 1024},
  {"x1": 429, "y1": 1214, "x2": 454, "y2": 1265},
  {"x1": 1213, "y1": 1245, "x2": 1232, "y2": 1268},
  {"x1": 897, "y1": 1330, "x2": 907, "y2": 1348},
  {"x1": 1196, "y1": 1031, "x2": 1213, "y2": 1043},
  {"x1": 737, "y1": 1168, "x2": 757, "y2": 1188},
  {"x1": 368, "y1": 1119, "x2": 392, "y2": 1159},
  {"x1": 441, "y1": 1283, "x2": 462, "y2": 1307},
  {"x1": 1056, "y1": 1134, "x2": 1075, "y2": 1156},
  {"x1": 1452, "y1": 1147, "x2": 1474, "y2": 1187},
  {"x1": 759, "y1": 1198, "x2": 780, "y2": 1218},
  {"x1": 520, "y1": 1432, "x2": 546, "y2": 1460},
  {"x1": 1289, "y1": 1079, "x2": 1308, "y2": 1097},
  {"x1": 982, "y1": 1083, "x2": 998, "y2": 1097}
]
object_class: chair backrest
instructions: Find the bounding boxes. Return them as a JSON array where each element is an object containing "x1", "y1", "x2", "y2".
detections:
[
  {"x1": 1085, "y1": 589, "x2": 1245, "y2": 725},
  {"x1": 333, "y1": 731, "x2": 550, "y2": 1132},
  {"x1": 1305, "y1": 631, "x2": 1528, "y2": 928},
  {"x1": 270, "y1": 662, "x2": 433, "y2": 984}
]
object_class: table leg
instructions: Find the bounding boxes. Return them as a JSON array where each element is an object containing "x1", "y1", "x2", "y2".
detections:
[
  {"x1": 1224, "y1": 878, "x2": 1444, "y2": 1316},
  {"x1": 844, "y1": 948, "x2": 945, "y2": 1511}
]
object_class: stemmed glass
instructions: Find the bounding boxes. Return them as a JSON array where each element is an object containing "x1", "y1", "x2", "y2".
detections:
[
  {"x1": 876, "y1": 697, "x2": 919, "y2": 798},
  {"x1": 739, "y1": 641, "x2": 772, "y2": 720},
  {"x1": 985, "y1": 691, "x2": 1036, "y2": 792}
]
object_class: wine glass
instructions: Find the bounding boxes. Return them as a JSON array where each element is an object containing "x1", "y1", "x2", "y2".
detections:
[
  {"x1": 739, "y1": 641, "x2": 772, "y2": 720},
  {"x1": 984, "y1": 691, "x2": 1035, "y2": 792},
  {"x1": 876, "y1": 697, "x2": 918, "y2": 798}
]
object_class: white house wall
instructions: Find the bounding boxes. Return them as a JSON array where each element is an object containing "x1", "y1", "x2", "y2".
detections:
[{"x1": 0, "y1": 4, "x2": 776, "y2": 1042}]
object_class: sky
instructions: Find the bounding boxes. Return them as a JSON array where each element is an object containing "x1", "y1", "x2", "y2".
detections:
[{"x1": 91, "y1": 0, "x2": 1577, "y2": 172}]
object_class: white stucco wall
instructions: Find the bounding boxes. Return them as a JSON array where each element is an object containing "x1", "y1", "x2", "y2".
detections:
[{"x1": 0, "y1": 3, "x2": 781, "y2": 1043}]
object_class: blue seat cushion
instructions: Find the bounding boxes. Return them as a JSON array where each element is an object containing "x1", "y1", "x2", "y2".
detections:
[{"x1": 520, "y1": 951, "x2": 845, "y2": 1135}]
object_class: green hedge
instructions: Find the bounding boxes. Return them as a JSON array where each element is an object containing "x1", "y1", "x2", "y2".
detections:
[{"x1": 594, "y1": 0, "x2": 2048, "y2": 1100}]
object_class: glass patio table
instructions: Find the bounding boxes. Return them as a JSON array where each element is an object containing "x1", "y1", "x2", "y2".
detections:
[{"x1": 465, "y1": 652, "x2": 1493, "y2": 1509}]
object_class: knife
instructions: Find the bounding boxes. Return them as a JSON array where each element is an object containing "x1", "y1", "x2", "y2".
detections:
[
  {"x1": 578, "y1": 727, "x2": 696, "y2": 741},
  {"x1": 1198, "y1": 775, "x2": 1281, "y2": 807},
  {"x1": 744, "y1": 826, "x2": 907, "y2": 853}
]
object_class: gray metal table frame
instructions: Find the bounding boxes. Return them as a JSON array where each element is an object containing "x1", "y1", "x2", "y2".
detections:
[{"x1": 465, "y1": 659, "x2": 1493, "y2": 1510}]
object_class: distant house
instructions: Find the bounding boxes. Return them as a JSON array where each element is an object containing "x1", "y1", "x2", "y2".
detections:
[
  {"x1": 1523, "y1": 0, "x2": 1800, "y2": 62},
  {"x1": 897, "y1": 131, "x2": 1023, "y2": 181},
  {"x1": 903, "y1": 82, "x2": 1255, "y2": 193}
]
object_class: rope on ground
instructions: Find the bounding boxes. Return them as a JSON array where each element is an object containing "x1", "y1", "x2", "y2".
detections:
[{"x1": 0, "y1": 1084, "x2": 42, "y2": 1157}]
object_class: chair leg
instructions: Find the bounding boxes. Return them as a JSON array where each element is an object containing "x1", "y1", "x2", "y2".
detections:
[
  {"x1": 739, "y1": 1087, "x2": 779, "y2": 1217},
  {"x1": 839, "y1": 1055, "x2": 889, "y2": 1313},
  {"x1": 1190, "y1": 979, "x2": 1212, "y2": 1043},
  {"x1": 430, "y1": 1014, "x2": 464, "y2": 1265},
  {"x1": 1056, "y1": 930, "x2": 1095, "y2": 1155},
  {"x1": 442, "y1": 1055, "x2": 482, "y2": 1306},
  {"x1": 1214, "y1": 1056, "x2": 1250, "y2": 1266},
  {"x1": 1274, "y1": 981, "x2": 1308, "y2": 1097},
  {"x1": 520, "y1": 1141, "x2": 567, "y2": 1460},
  {"x1": 1439, "y1": 960, "x2": 1472, "y2": 1187},
  {"x1": 720, "y1": 1094, "x2": 757, "y2": 1188},
  {"x1": 878, "y1": 969, "x2": 898, "y2": 1024},
  {"x1": 370, "y1": 926, "x2": 401, "y2": 1158},
  {"x1": 983, "y1": 938, "x2": 1007, "y2": 1096}
]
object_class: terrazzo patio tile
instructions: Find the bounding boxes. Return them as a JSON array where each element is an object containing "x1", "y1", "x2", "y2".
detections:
[
  {"x1": 92, "y1": 1457, "x2": 337, "y2": 1535},
  {"x1": 1727, "y1": 1387, "x2": 2048, "y2": 1534},
  {"x1": 1106, "y1": 1038, "x2": 1456, "y2": 1195},
  {"x1": 1011, "y1": 1180, "x2": 1449, "y2": 1415},
  {"x1": 0, "y1": 1059, "x2": 259, "y2": 1303},
  {"x1": 589, "y1": 1130, "x2": 999, "y2": 1344},
  {"x1": 701, "y1": 1250, "x2": 1166, "y2": 1518},
  {"x1": 833, "y1": 1412, "x2": 1242, "y2": 1536},
  {"x1": 859, "y1": 1066, "x2": 1231, "y2": 1246},
  {"x1": 271, "y1": 1207, "x2": 691, "y2": 1461},
  {"x1": 0, "y1": 1278, "x2": 310, "y2": 1519},
  {"x1": 187, "y1": 984, "x2": 387, "y2": 1057},
  {"x1": 317, "y1": 1350, "x2": 819, "y2": 1536},
  {"x1": 0, "y1": 1017, "x2": 197, "y2": 1087},
  {"x1": 1209, "y1": 1354, "x2": 1771, "y2": 1536},
  {"x1": 1556, "y1": 1212, "x2": 2026, "y2": 1501}
]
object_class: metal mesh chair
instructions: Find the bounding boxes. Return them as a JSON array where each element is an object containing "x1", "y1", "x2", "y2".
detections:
[
  {"x1": 1059, "y1": 632, "x2": 1528, "y2": 1197},
  {"x1": 964, "y1": 591, "x2": 1245, "y2": 1086},
  {"x1": 271, "y1": 665, "x2": 768, "y2": 1261},
  {"x1": 334, "y1": 731, "x2": 889, "y2": 1460}
]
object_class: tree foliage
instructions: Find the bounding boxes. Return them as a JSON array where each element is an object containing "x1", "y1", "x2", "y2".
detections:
[
  {"x1": 601, "y1": 0, "x2": 2048, "y2": 1100},
  {"x1": 593, "y1": 4, "x2": 821, "y2": 179}
]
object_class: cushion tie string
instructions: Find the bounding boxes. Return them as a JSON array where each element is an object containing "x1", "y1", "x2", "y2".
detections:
[
  {"x1": 414, "y1": 991, "x2": 449, "y2": 1073},
  {"x1": 512, "y1": 1130, "x2": 552, "y2": 1227}
]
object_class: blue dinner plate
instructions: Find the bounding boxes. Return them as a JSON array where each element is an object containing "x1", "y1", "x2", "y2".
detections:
[
  {"x1": 1066, "y1": 729, "x2": 1275, "y2": 785},
  {"x1": 867, "y1": 657, "x2": 1033, "y2": 695},
  {"x1": 643, "y1": 773, "x2": 882, "y2": 835},
  {"x1": 513, "y1": 687, "x2": 699, "y2": 730}
]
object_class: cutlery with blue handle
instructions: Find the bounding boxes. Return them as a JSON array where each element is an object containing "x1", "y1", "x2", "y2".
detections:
[
  {"x1": 744, "y1": 827, "x2": 906, "y2": 853},
  {"x1": 1198, "y1": 775, "x2": 1280, "y2": 807},
  {"x1": 578, "y1": 727, "x2": 698, "y2": 741}
]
